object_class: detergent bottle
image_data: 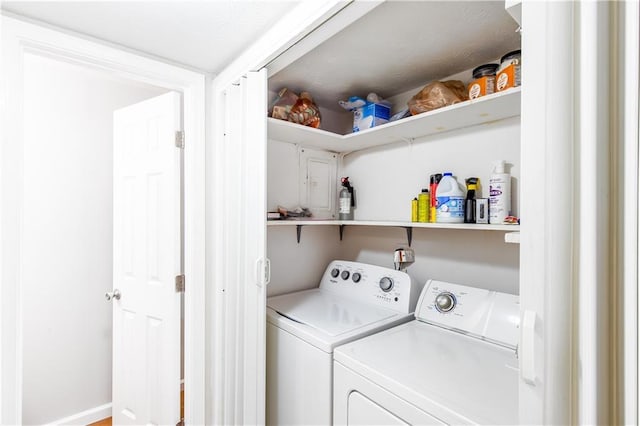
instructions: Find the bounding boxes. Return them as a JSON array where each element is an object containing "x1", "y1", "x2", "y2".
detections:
[
  {"x1": 489, "y1": 161, "x2": 511, "y2": 224},
  {"x1": 436, "y1": 172, "x2": 464, "y2": 223}
]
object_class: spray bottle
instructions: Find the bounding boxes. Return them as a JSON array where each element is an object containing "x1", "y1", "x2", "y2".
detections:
[
  {"x1": 464, "y1": 177, "x2": 479, "y2": 223},
  {"x1": 418, "y1": 189, "x2": 429, "y2": 223},
  {"x1": 489, "y1": 161, "x2": 511, "y2": 224},
  {"x1": 339, "y1": 177, "x2": 354, "y2": 220},
  {"x1": 429, "y1": 173, "x2": 442, "y2": 223},
  {"x1": 411, "y1": 198, "x2": 418, "y2": 222}
]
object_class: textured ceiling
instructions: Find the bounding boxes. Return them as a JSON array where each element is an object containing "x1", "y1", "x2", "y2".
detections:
[
  {"x1": 269, "y1": 1, "x2": 521, "y2": 111},
  {"x1": 2, "y1": 1, "x2": 299, "y2": 72}
]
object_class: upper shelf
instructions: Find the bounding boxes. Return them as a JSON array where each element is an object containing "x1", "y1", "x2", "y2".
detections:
[{"x1": 268, "y1": 87, "x2": 521, "y2": 153}]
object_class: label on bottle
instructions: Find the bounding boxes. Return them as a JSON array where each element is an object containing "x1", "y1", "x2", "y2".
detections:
[
  {"x1": 436, "y1": 196, "x2": 464, "y2": 220},
  {"x1": 429, "y1": 183, "x2": 438, "y2": 223},
  {"x1": 411, "y1": 199, "x2": 418, "y2": 222},
  {"x1": 489, "y1": 180, "x2": 510, "y2": 224},
  {"x1": 496, "y1": 63, "x2": 520, "y2": 91},
  {"x1": 339, "y1": 197, "x2": 351, "y2": 214},
  {"x1": 468, "y1": 76, "x2": 495, "y2": 99},
  {"x1": 418, "y1": 193, "x2": 429, "y2": 223}
]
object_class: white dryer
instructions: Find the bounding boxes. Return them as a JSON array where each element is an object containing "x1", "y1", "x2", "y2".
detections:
[
  {"x1": 333, "y1": 279, "x2": 520, "y2": 425},
  {"x1": 266, "y1": 260, "x2": 421, "y2": 426}
]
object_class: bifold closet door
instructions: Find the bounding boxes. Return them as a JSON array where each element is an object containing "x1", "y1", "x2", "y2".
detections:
[{"x1": 213, "y1": 69, "x2": 268, "y2": 425}]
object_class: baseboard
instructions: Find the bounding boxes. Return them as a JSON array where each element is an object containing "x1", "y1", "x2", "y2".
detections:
[{"x1": 44, "y1": 402, "x2": 112, "y2": 426}]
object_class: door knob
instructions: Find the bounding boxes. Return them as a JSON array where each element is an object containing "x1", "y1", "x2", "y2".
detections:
[{"x1": 105, "y1": 289, "x2": 121, "y2": 301}]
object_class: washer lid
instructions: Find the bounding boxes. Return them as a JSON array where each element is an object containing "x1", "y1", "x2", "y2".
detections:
[
  {"x1": 334, "y1": 321, "x2": 519, "y2": 425},
  {"x1": 267, "y1": 289, "x2": 398, "y2": 336}
]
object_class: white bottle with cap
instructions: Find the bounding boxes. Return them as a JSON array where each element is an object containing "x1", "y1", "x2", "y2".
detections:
[
  {"x1": 489, "y1": 160, "x2": 511, "y2": 224},
  {"x1": 436, "y1": 172, "x2": 465, "y2": 223}
]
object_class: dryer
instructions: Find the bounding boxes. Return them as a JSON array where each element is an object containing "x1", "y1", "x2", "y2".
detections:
[
  {"x1": 333, "y1": 279, "x2": 520, "y2": 425},
  {"x1": 266, "y1": 260, "x2": 421, "y2": 426}
]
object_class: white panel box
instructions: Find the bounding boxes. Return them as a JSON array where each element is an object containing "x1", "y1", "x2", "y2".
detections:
[{"x1": 298, "y1": 147, "x2": 337, "y2": 219}]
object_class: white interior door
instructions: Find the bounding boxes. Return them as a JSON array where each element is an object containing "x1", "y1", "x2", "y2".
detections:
[{"x1": 112, "y1": 91, "x2": 182, "y2": 426}]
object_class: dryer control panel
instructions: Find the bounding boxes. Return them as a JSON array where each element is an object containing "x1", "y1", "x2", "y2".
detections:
[
  {"x1": 319, "y1": 260, "x2": 420, "y2": 314},
  {"x1": 416, "y1": 280, "x2": 520, "y2": 349}
]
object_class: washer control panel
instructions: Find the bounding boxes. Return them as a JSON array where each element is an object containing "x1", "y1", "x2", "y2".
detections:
[
  {"x1": 320, "y1": 260, "x2": 418, "y2": 314},
  {"x1": 416, "y1": 279, "x2": 520, "y2": 349}
]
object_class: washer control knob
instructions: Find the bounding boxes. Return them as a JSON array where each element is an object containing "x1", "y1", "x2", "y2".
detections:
[
  {"x1": 379, "y1": 277, "x2": 394, "y2": 292},
  {"x1": 435, "y1": 292, "x2": 456, "y2": 313},
  {"x1": 331, "y1": 268, "x2": 340, "y2": 278},
  {"x1": 352, "y1": 272, "x2": 362, "y2": 283},
  {"x1": 341, "y1": 270, "x2": 350, "y2": 280}
]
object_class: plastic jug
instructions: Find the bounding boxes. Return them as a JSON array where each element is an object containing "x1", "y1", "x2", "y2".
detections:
[{"x1": 436, "y1": 172, "x2": 464, "y2": 223}]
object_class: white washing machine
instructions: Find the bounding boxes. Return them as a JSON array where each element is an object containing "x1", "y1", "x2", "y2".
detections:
[
  {"x1": 333, "y1": 279, "x2": 520, "y2": 425},
  {"x1": 266, "y1": 260, "x2": 421, "y2": 426}
]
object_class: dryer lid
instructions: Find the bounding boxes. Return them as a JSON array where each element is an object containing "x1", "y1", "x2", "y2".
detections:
[{"x1": 267, "y1": 289, "x2": 399, "y2": 336}]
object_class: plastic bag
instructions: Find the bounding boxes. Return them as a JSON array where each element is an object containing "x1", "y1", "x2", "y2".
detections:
[
  {"x1": 270, "y1": 88, "x2": 299, "y2": 120},
  {"x1": 408, "y1": 80, "x2": 469, "y2": 115},
  {"x1": 288, "y1": 92, "x2": 321, "y2": 128}
]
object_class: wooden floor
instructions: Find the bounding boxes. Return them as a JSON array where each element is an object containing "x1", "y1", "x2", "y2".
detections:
[
  {"x1": 88, "y1": 418, "x2": 111, "y2": 426},
  {"x1": 88, "y1": 391, "x2": 184, "y2": 426}
]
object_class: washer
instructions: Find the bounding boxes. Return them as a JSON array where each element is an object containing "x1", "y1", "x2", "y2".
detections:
[
  {"x1": 267, "y1": 260, "x2": 421, "y2": 426},
  {"x1": 334, "y1": 279, "x2": 520, "y2": 425}
]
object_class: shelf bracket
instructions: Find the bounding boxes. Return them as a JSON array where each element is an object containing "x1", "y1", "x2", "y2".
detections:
[
  {"x1": 403, "y1": 226, "x2": 413, "y2": 247},
  {"x1": 296, "y1": 224, "x2": 302, "y2": 244},
  {"x1": 399, "y1": 136, "x2": 414, "y2": 150},
  {"x1": 339, "y1": 224, "x2": 345, "y2": 241}
]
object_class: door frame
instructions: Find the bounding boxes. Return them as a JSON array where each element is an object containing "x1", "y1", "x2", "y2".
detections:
[{"x1": 0, "y1": 15, "x2": 206, "y2": 425}]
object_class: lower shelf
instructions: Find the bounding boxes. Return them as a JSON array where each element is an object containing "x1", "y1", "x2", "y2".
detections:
[{"x1": 267, "y1": 219, "x2": 520, "y2": 244}]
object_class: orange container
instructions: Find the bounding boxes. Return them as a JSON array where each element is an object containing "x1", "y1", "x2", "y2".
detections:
[
  {"x1": 496, "y1": 50, "x2": 521, "y2": 92},
  {"x1": 468, "y1": 64, "x2": 498, "y2": 99}
]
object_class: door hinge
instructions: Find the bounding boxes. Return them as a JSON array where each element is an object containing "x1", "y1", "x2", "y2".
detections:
[
  {"x1": 175, "y1": 274, "x2": 185, "y2": 293},
  {"x1": 175, "y1": 130, "x2": 185, "y2": 149}
]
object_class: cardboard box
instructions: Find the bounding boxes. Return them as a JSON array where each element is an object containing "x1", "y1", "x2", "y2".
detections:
[{"x1": 353, "y1": 102, "x2": 390, "y2": 132}]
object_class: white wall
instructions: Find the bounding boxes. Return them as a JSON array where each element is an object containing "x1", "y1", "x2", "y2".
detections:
[
  {"x1": 342, "y1": 116, "x2": 521, "y2": 221},
  {"x1": 339, "y1": 116, "x2": 521, "y2": 295},
  {"x1": 266, "y1": 139, "x2": 344, "y2": 296},
  {"x1": 22, "y1": 53, "x2": 166, "y2": 425}
]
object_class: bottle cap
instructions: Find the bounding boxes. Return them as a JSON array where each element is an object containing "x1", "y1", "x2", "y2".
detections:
[
  {"x1": 493, "y1": 161, "x2": 506, "y2": 173},
  {"x1": 443, "y1": 172, "x2": 453, "y2": 176},
  {"x1": 501, "y1": 50, "x2": 521, "y2": 63},
  {"x1": 472, "y1": 63, "x2": 499, "y2": 79},
  {"x1": 421, "y1": 188, "x2": 429, "y2": 193}
]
